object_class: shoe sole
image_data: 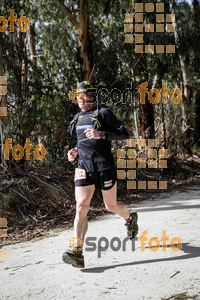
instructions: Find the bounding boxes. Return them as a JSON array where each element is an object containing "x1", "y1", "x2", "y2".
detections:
[{"x1": 62, "y1": 252, "x2": 84, "y2": 268}]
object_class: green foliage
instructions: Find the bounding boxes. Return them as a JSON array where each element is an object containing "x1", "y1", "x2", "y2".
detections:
[
  {"x1": 0, "y1": 192, "x2": 20, "y2": 209},
  {"x1": 190, "y1": 143, "x2": 200, "y2": 155}
]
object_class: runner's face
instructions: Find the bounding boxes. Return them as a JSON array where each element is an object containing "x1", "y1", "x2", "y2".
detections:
[{"x1": 77, "y1": 89, "x2": 96, "y2": 111}]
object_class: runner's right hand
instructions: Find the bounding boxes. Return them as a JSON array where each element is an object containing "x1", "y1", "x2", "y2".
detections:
[{"x1": 67, "y1": 148, "x2": 78, "y2": 163}]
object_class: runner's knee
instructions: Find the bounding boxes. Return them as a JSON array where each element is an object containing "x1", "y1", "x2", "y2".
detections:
[{"x1": 76, "y1": 200, "x2": 90, "y2": 214}]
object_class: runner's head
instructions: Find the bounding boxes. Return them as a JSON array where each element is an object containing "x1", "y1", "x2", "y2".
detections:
[{"x1": 76, "y1": 81, "x2": 96, "y2": 111}]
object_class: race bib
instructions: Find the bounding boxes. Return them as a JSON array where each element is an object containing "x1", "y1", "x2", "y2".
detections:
[{"x1": 74, "y1": 168, "x2": 86, "y2": 181}]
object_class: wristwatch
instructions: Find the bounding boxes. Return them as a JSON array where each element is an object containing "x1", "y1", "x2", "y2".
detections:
[{"x1": 99, "y1": 131, "x2": 106, "y2": 139}]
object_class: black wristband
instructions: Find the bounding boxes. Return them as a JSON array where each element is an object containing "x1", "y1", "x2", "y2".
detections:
[{"x1": 99, "y1": 131, "x2": 106, "y2": 139}]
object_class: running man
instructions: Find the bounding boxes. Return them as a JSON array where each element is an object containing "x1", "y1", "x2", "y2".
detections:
[{"x1": 63, "y1": 81, "x2": 138, "y2": 268}]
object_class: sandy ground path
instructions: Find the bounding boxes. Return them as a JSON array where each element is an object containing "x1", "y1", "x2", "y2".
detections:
[{"x1": 1, "y1": 188, "x2": 200, "y2": 300}]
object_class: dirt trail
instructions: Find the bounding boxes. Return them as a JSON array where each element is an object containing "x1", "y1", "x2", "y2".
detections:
[{"x1": 0, "y1": 188, "x2": 200, "y2": 300}]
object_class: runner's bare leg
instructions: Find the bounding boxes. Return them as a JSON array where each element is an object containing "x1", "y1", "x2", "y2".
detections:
[
  {"x1": 80, "y1": 216, "x2": 88, "y2": 242},
  {"x1": 74, "y1": 185, "x2": 95, "y2": 241},
  {"x1": 102, "y1": 182, "x2": 130, "y2": 219}
]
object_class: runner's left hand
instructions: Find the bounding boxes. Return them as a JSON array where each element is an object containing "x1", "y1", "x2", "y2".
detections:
[{"x1": 84, "y1": 128, "x2": 100, "y2": 139}]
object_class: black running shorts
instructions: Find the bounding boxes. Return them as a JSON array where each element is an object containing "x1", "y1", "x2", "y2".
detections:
[{"x1": 74, "y1": 168, "x2": 117, "y2": 190}]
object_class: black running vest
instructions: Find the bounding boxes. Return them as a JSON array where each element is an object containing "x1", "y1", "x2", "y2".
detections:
[{"x1": 69, "y1": 106, "x2": 129, "y2": 172}]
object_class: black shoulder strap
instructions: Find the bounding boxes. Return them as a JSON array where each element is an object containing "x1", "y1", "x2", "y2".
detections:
[
  {"x1": 72, "y1": 112, "x2": 81, "y2": 123},
  {"x1": 71, "y1": 105, "x2": 101, "y2": 128},
  {"x1": 69, "y1": 112, "x2": 81, "y2": 136}
]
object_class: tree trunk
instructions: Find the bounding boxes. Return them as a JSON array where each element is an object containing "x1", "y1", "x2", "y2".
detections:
[
  {"x1": 169, "y1": 0, "x2": 188, "y2": 100},
  {"x1": 195, "y1": 90, "x2": 200, "y2": 144},
  {"x1": 134, "y1": 57, "x2": 155, "y2": 139},
  {"x1": 132, "y1": 0, "x2": 155, "y2": 139},
  {"x1": 0, "y1": 37, "x2": 8, "y2": 168},
  {"x1": 169, "y1": 0, "x2": 193, "y2": 153},
  {"x1": 18, "y1": 22, "x2": 28, "y2": 169},
  {"x1": 28, "y1": 23, "x2": 37, "y2": 68},
  {"x1": 193, "y1": 0, "x2": 200, "y2": 145},
  {"x1": 161, "y1": 104, "x2": 166, "y2": 149},
  {"x1": 56, "y1": 0, "x2": 94, "y2": 80},
  {"x1": 139, "y1": 99, "x2": 155, "y2": 139}
]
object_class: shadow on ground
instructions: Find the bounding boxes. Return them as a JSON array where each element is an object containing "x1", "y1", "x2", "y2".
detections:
[{"x1": 81, "y1": 243, "x2": 200, "y2": 273}]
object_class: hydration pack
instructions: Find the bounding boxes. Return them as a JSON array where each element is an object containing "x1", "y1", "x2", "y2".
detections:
[{"x1": 69, "y1": 106, "x2": 101, "y2": 136}]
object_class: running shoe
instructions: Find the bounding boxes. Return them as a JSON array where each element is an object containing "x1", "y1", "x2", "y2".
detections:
[
  {"x1": 125, "y1": 212, "x2": 138, "y2": 240},
  {"x1": 62, "y1": 249, "x2": 84, "y2": 268}
]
